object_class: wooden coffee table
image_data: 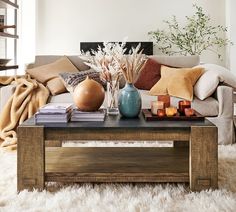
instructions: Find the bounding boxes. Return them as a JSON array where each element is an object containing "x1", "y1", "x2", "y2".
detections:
[{"x1": 17, "y1": 115, "x2": 218, "y2": 192}]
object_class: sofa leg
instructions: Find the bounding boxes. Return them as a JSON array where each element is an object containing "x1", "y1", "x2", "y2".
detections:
[
  {"x1": 45, "y1": 140, "x2": 62, "y2": 147},
  {"x1": 173, "y1": 140, "x2": 189, "y2": 148}
]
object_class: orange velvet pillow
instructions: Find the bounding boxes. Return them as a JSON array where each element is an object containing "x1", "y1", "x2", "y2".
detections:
[{"x1": 149, "y1": 66, "x2": 204, "y2": 101}]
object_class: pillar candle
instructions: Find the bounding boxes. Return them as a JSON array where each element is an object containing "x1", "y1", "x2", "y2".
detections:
[
  {"x1": 157, "y1": 95, "x2": 170, "y2": 108},
  {"x1": 151, "y1": 101, "x2": 164, "y2": 115},
  {"x1": 178, "y1": 100, "x2": 191, "y2": 114}
]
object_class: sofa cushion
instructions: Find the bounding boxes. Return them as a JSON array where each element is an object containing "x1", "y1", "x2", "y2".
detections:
[
  {"x1": 48, "y1": 92, "x2": 74, "y2": 103},
  {"x1": 149, "y1": 55, "x2": 200, "y2": 68},
  {"x1": 134, "y1": 58, "x2": 161, "y2": 90},
  {"x1": 149, "y1": 66, "x2": 204, "y2": 101},
  {"x1": 26, "y1": 56, "x2": 79, "y2": 95},
  {"x1": 60, "y1": 69, "x2": 106, "y2": 93},
  {"x1": 194, "y1": 63, "x2": 236, "y2": 100}
]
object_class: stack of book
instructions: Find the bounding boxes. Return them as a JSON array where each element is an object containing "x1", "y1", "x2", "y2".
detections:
[
  {"x1": 35, "y1": 103, "x2": 73, "y2": 123},
  {"x1": 71, "y1": 108, "x2": 106, "y2": 122}
]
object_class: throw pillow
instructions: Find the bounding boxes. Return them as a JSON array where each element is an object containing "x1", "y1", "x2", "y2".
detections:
[
  {"x1": 149, "y1": 66, "x2": 204, "y2": 101},
  {"x1": 194, "y1": 63, "x2": 236, "y2": 100},
  {"x1": 59, "y1": 69, "x2": 106, "y2": 93},
  {"x1": 26, "y1": 56, "x2": 79, "y2": 95},
  {"x1": 134, "y1": 58, "x2": 162, "y2": 90}
]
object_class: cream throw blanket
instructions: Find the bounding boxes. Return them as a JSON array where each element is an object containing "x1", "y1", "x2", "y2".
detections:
[{"x1": 0, "y1": 75, "x2": 49, "y2": 150}]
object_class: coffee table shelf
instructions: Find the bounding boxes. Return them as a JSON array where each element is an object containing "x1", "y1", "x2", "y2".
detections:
[{"x1": 45, "y1": 147, "x2": 189, "y2": 183}]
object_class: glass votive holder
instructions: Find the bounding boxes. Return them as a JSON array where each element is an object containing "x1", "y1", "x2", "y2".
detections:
[
  {"x1": 157, "y1": 109, "x2": 166, "y2": 117},
  {"x1": 178, "y1": 100, "x2": 191, "y2": 115},
  {"x1": 184, "y1": 108, "x2": 195, "y2": 117},
  {"x1": 165, "y1": 107, "x2": 177, "y2": 117}
]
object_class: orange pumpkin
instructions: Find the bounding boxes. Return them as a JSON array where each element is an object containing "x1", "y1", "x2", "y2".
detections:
[{"x1": 73, "y1": 76, "x2": 105, "y2": 111}]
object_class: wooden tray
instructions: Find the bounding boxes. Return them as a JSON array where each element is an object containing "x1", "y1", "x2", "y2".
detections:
[{"x1": 142, "y1": 109, "x2": 205, "y2": 121}]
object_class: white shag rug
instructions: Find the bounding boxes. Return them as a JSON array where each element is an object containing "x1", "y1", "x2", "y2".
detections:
[{"x1": 0, "y1": 141, "x2": 236, "y2": 212}]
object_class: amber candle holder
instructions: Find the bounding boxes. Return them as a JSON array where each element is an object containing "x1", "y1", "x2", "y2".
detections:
[
  {"x1": 184, "y1": 108, "x2": 195, "y2": 117},
  {"x1": 157, "y1": 109, "x2": 166, "y2": 117},
  {"x1": 165, "y1": 107, "x2": 177, "y2": 117},
  {"x1": 178, "y1": 100, "x2": 191, "y2": 115},
  {"x1": 151, "y1": 101, "x2": 164, "y2": 115},
  {"x1": 158, "y1": 95, "x2": 170, "y2": 108}
]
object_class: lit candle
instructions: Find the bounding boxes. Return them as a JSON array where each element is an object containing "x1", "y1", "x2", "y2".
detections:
[
  {"x1": 184, "y1": 108, "x2": 195, "y2": 117},
  {"x1": 178, "y1": 100, "x2": 191, "y2": 115},
  {"x1": 165, "y1": 107, "x2": 177, "y2": 117},
  {"x1": 157, "y1": 109, "x2": 166, "y2": 117},
  {"x1": 151, "y1": 101, "x2": 164, "y2": 115},
  {"x1": 157, "y1": 95, "x2": 170, "y2": 108}
]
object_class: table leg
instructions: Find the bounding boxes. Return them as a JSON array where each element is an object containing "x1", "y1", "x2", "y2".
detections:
[
  {"x1": 17, "y1": 126, "x2": 45, "y2": 192},
  {"x1": 190, "y1": 126, "x2": 218, "y2": 191}
]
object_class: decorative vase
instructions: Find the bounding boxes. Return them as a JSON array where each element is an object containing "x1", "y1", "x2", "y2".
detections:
[
  {"x1": 73, "y1": 76, "x2": 105, "y2": 111},
  {"x1": 107, "y1": 79, "x2": 119, "y2": 115},
  {"x1": 118, "y1": 83, "x2": 142, "y2": 118}
]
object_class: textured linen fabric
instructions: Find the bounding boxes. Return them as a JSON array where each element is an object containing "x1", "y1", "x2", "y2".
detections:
[
  {"x1": 149, "y1": 66, "x2": 204, "y2": 101},
  {"x1": 149, "y1": 55, "x2": 200, "y2": 68},
  {"x1": 26, "y1": 56, "x2": 79, "y2": 95},
  {"x1": 59, "y1": 69, "x2": 106, "y2": 93},
  {"x1": 194, "y1": 63, "x2": 236, "y2": 100},
  {"x1": 134, "y1": 58, "x2": 162, "y2": 90}
]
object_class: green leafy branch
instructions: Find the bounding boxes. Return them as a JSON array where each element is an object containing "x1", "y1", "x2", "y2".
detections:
[{"x1": 148, "y1": 4, "x2": 233, "y2": 59}]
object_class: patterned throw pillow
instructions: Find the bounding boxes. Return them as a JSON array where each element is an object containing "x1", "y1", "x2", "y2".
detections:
[{"x1": 59, "y1": 69, "x2": 106, "y2": 93}]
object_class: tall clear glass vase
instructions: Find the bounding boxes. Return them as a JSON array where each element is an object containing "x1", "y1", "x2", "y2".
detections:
[{"x1": 107, "y1": 79, "x2": 119, "y2": 115}]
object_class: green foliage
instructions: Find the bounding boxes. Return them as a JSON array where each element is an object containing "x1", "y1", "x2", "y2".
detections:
[{"x1": 148, "y1": 4, "x2": 233, "y2": 59}]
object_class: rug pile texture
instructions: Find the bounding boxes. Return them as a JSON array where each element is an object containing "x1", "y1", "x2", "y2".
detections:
[{"x1": 0, "y1": 141, "x2": 236, "y2": 212}]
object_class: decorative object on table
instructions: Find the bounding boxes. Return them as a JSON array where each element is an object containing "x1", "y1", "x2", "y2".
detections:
[
  {"x1": 157, "y1": 95, "x2": 170, "y2": 108},
  {"x1": 59, "y1": 69, "x2": 106, "y2": 93},
  {"x1": 149, "y1": 66, "x2": 204, "y2": 101},
  {"x1": 178, "y1": 100, "x2": 191, "y2": 115},
  {"x1": 71, "y1": 108, "x2": 106, "y2": 122},
  {"x1": 151, "y1": 101, "x2": 164, "y2": 115},
  {"x1": 184, "y1": 108, "x2": 195, "y2": 117},
  {"x1": 157, "y1": 109, "x2": 166, "y2": 117},
  {"x1": 142, "y1": 109, "x2": 204, "y2": 121},
  {"x1": 165, "y1": 107, "x2": 178, "y2": 117},
  {"x1": 81, "y1": 42, "x2": 126, "y2": 115},
  {"x1": 118, "y1": 44, "x2": 147, "y2": 118},
  {"x1": 148, "y1": 4, "x2": 233, "y2": 60},
  {"x1": 35, "y1": 103, "x2": 73, "y2": 123},
  {"x1": 73, "y1": 76, "x2": 105, "y2": 112}
]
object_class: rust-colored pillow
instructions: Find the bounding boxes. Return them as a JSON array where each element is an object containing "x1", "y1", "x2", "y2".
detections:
[
  {"x1": 134, "y1": 58, "x2": 162, "y2": 90},
  {"x1": 149, "y1": 66, "x2": 204, "y2": 101},
  {"x1": 26, "y1": 56, "x2": 79, "y2": 95}
]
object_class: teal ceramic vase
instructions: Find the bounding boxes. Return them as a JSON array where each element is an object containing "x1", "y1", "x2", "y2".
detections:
[{"x1": 118, "y1": 83, "x2": 142, "y2": 118}]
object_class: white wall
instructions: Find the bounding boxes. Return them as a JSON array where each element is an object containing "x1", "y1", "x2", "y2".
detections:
[
  {"x1": 36, "y1": 0, "x2": 226, "y2": 66},
  {"x1": 226, "y1": 0, "x2": 236, "y2": 73}
]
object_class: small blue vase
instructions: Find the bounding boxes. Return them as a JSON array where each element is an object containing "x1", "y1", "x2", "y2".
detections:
[{"x1": 118, "y1": 83, "x2": 142, "y2": 118}]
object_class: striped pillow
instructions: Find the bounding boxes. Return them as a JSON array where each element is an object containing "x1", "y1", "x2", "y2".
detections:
[{"x1": 59, "y1": 69, "x2": 106, "y2": 93}]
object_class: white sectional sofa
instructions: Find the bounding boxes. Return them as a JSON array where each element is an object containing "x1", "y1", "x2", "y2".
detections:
[{"x1": 0, "y1": 55, "x2": 234, "y2": 144}]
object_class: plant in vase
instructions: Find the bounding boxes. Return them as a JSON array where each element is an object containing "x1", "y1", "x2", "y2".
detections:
[
  {"x1": 81, "y1": 42, "x2": 126, "y2": 115},
  {"x1": 117, "y1": 44, "x2": 147, "y2": 118}
]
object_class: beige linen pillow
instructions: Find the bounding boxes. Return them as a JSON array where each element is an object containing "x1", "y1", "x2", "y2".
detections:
[
  {"x1": 149, "y1": 66, "x2": 204, "y2": 101},
  {"x1": 26, "y1": 56, "x2": 79, "y2": 95}
]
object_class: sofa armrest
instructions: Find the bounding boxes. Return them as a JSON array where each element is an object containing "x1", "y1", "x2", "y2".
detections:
[
  {"x1": 0, "y1": 84, "x2": 17, "y2": 114},
  {"x1": 214, "y1": 85, "x2": 233, "y2": 118}
]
